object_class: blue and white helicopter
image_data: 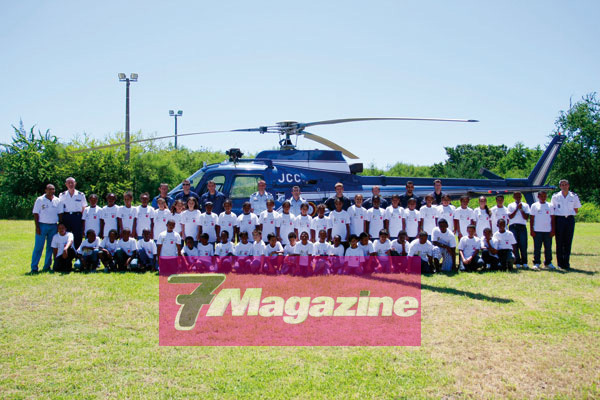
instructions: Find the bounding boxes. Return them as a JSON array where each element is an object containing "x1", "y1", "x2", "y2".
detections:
[{"x1": 87, "y1": 117, "x2": 566, "y2": 214}]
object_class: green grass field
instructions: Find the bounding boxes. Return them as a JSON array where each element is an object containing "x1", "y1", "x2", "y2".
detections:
[{"x1": 1, "y1": 220, "x2": 599, "y2": 399}]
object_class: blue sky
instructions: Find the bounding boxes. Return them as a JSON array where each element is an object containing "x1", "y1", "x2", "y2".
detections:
[{"x1": 2, "y1": 1, "x2": 599, "y2": 168}]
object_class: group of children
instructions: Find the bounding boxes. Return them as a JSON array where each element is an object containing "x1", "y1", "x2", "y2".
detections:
[{"x1": 48, "y1": 187, "x2": 558, "y2": 274}]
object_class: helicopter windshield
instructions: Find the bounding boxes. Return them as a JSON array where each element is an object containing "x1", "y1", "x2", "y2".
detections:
[{"x1": 170, "y1": 169, "x2": 205, "y2": 194}]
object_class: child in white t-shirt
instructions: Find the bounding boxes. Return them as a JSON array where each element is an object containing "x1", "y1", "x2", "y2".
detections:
[
  {"x1": 217, "y1": 199, "x2": 237, "y2": 243},
  {"x1": 373, "y1": 229, "x2": 392, "y2": 273},
  {"x1": 404, "y1": 198, "x2": 420, "y2": 241},
  {"x1": 82, "y1": 194, "x2": 101, "y2": 237},
  {"x1": 344, "y1": 234, "x2": 364, "y2": 275},
  {"x1": 348, "y1": 194, "x2": 367, "y2": 236},
  {"x1": 329, "y1": 235, "x2": 345, "y2": 275},
  {"x1": 294, "y1": 231, "x2": 314, "y2": 277},
  {"x1": 437, "y1": 194, "x2": 456, "y2": 234},
  {"x1": 214, "y1": 230, "x2": 234, "y2": 273},
  {"x1": 431, "y1": 219, "x2": 456, "y2": 272},
  {"x1": 454, "y1": 195, "x2": 474, "y2": 240},
  {"x1": 100, "y1": 193, "x2": 119, "y2": 239},
  {"x1": 408, "y1": 231, "x2": 435, "y2": 274},
  {"x1": 281, "y1": 232, "x2": 298, "y2": 275},
  {"x1": 278, "y1": 201, "x2": 296, "y2": 246},
  {"x1": 366, "y1": 196, "x2": 386, "y2": 240},
  {"x1": 313, "y1": 229, "x2": 332, "y2": 275},
  {"x1": 529, "y1": 191, "x2": 555, "y2": 270},
  {"x1": 234, "y1": 231, "x2": 254, "y2": 274},
  {"x1": 137, "y1": 228, "x2": 158, "y2": 271},
  {"x1": 491, "y1": 194, "x2": 509, "y2": 234},
  {"x1": 492, "y1": 219, "x2": 517, "y2": 271},
  {"x1": 263, "y1": 233, "x2": 284, "y2": 274},
  {"x1": 473, "y1": 196, "x2": 492, "y2": 238},
  {"x1": 311, "y1": 204, "x2": 331, "y2": 243},
  {"x1": 419, "y1": 194, "x2": 439, "y2": 239},
  {"x1": 458, "y1": 224, "x2": 483, "y2": 272}
]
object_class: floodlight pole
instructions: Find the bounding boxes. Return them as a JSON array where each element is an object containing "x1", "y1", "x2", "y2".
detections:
[
  {"x1": 169, "y1": 110, "x2": 182, "y2": 149},
  {"x1": 119, "y1": 73, "x2": 137, "y2": 161}
]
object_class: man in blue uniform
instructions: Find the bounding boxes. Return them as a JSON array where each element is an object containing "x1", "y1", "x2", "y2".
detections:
[
  {"x1": 174, "y1": 179, "x2": 200, "y2": 205},
  {"x1": 151, "y1": 183, "x2": 174, "y2": 209},
  {"x1": 551, "y1": 179, "x2": 581, "y2": 270},
  {"x1": 287, "y1": 186, "x2": 306, "y2": 216},
  {"x1": 249, "y1": 180, "x2": 273, "y2": 215},
  {"x1": 200, "y1": 180, "x2": 226, "y2": 214}
]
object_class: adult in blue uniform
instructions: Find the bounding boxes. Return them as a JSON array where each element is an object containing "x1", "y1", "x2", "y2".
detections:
[
  {"x1": 31, "y1": 184, "x2": 61, "y2": 273},
  {"x1": 288, "y1": 186, "x2": 306, "y2": 216},
  {"x1": 425, "y1": 179, "x2": 446, "y2": 206},
  {"x1": 151, "y1": 183, "x2": 174, "y2": 209},
  {"x1": 399, "y1": 181, "x2": 422, "y2": 210},
  {"x1": 174, "y1": 179, "x2": 200, "y2": 205},
  {"x1": 249, "y1": 180, "x2": 273, "y2": 215},
  {"x1": 58, "y1": 177, "x2": 87, "y2": 248},
  {"x1": 551, "y1": 179, "x2": 581, "y2": 270},
  {"x1": 363, "y1": 186, "x2": 389, "y2": 210},
  {"x1": 325, "y1": 182, "x2": 351, "y2": 211},
  {"x1": 200, "y1": 180, "x2": 226, "y2": 214}
]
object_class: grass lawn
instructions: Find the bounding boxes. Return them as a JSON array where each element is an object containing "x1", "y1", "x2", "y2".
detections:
[{"x1": 0, "y1": 220, "x2": 598, "y2": 399}]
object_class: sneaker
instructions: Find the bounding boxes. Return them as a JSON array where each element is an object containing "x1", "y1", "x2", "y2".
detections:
[
  {"x1": 515, "y1": 264, "x2": 521, "y2": 269},
  {"x1": 522, "y1": 264, "x2": 529, "y2": 269},
  {"x1": 547, "y1": 263, "x2": 557, "y2": 270},
  {"x1": 459, "y1": 264, "x2": 466, "y2": 271},
  {"x1": 532, "y1": 264, "x2": 540, "y2": 270}
]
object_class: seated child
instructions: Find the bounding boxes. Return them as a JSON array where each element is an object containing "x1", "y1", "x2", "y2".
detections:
[
  {"x1": 344, "y1": 234, "x2": 364, "y2": 275},
  {"x1": 181, "y1": 236, "x2": 201, "y2": 271},
  {"x1": 431, "y1": 219, "x2": 456, "y2": 272},
  {"x1": 197, "y1": 233, "x2": 216, "y2": 272},
  {"x1": 391, "y1": 230, "x2": 410, "y2": 273},
  {"x1": 99, "y1": 229, "x2": 119, "y2": 271},
  {"x1": 458, "y1": 224, "x2": 484, "y2": 272},
  {"x1": 408, "y1": 231, "x2": 435, "y2": 274},
  {"x1": 313, "y1": 229, "x2": 332, "y2": 275},
  {"x1": 215, "y1": 230, "x2": 234, "y2": 273},
  {"x1": 233, "y1": 231, "x2": 254, "y2": 274},
  {"x1": 263, "y1": 233, "x2": 284, "y2": 274},
  {"x1": 492, "y1": 219, "x2": 517, "y2": 271},
  {"x1": 294, "y1": 231, "x2": 314, "y2": 277},
  {"x1": 281, "y1": 232, "x2": 298, "y2": 275},
  {"x1": 51, "y1": 223, "x2": 76, "y2": 273},
  {"x1": 137, "y1": 228, "x2": 158, "y2": 271},
  {"x1": 75, "y1": 229, "x2": 101, "y2": 272},
  {"x1": 358, "y1": 232, "x2": 376, "y2": 274},
  {"x1": 480, "y1": 227, "x2": 500, "y2": 270},
  {"x1": 373, "y1": 229, "x2": 392, "y2": 273},
  {"x1": 329, "y1": 235, "x2": 345, "y2": 275},
  {"x1": 250, "y1": 229, "x2": 266, "y2": 274},
  {"x1": 156, "y1": 219, "x2": 182, "y2": 272},
  {"x1": 114, "y1": 228, "x2": 138, "y2": 271}
]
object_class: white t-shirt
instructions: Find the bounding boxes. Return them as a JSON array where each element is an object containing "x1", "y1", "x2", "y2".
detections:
[
  {"x1": 458, "y1": 236, "x2": 481, "y2": 259},
  {"x1": 480, "y1": 236, "x2": 499, "y2": 258},
  {"x1": 200, "y1": 212, "x2": 219, "y2": 242},
  {"x1": 135, "y1": 205, "x2": 154, "y2": 237},
  {"x1": 137, "y1": 239, "x2": 157, "y2": 257},
  {"x1": 359, "y1": 240, "x2": 375, "y2": 256},
  {"x1": 404, "y1": 209, "x2": 420, "y2": 238},
  {"x1": 197, "y1": 243, "x2": 215, "y2": 257},
  {"x1": 295, "y1": 241, "x2": 314, "y2": 266},
  {"x1": 330, "y1": 244, "x2": 345, "y2": 257},
  {"x1": 431, "y1": 227, "x2": 456, "y2": 248},
  {"x1": 117, "y1": 205, "x2": 136, "y2": 231},
  {"x1": 367, "y1": 208, "x2": 386, "y2": 239},
  {"x1": 215, "y1": 241, "x2": 234, "y2": 257},
  {"x1": 77, "y1": 237, "x2": 101, "y2": 255},
  {"x1": 117, "y1": 238, "x2": 137, "y2": 256},
  {"x1": 437, "y1": 204, "x2": 456, "y2": 233},
  {"x1": 237, "y1": 213, "x2": 259, "y2": 236},
  {"x1": 234, "y1": 241, "x2": 254, "y2": 257},
  {"x1": 491, "y1": 205, "x2": 509, "y2": 233},
  {"x1": 259, "y1": 210, "x2": 281, "y2": 241},
  {"x1": 32, "y1": 195, "x2": 61, "y2": 224},
  {"x1": 217, "y1": 212, "x2": 238, "y2": 242},
  {"x1": 313, "y1": 241, "x2": 332, "y2": 256},
  {"x1": 283, "y1": 243, "x2": 297, "y2": 256},
  {"x1": 295, "y1": 215, "x2": 313, "y2": 238},
  {"x1": 51, "y1": 232, "x2": 74, "y2": 257},
  {"x1": 311, "y1": 216, "x2": 331, "y2": 237},
  {"x1": 419, "y1": 205, "x2": 439, "y2": 235},
  {"x1": 373, "y1": 239, "x2": 392, "y2": 256},
  {"x1": 552, "y1": 191, "x2": 582, "y2": 216},
  {"x1": 82, "y1": 206, "x2": 101, "y2": 236},
  {"x1": 252, "y1": 241, "x2": 266, "y2": 257},
  {"x1": 473, "y1": 208, "x2": 492, "y2": 238},
  {"x1": 182, "y1": 245, "x2": 199, "y2": 258},
  {"x1": 329, "y1": 210, "x2": 350, "y2": 242},
  {"x1": 531, "y1": 202, "x2": 554, "y2": 232},
  {"x1": 454, "y1": 207, "x2": 474, "y2": 236},
  {"x1": 263, "y1": 242, "x2": 284, "y2": 256},
  {"x1": 153, "y1": 208, "x2": 172, "y2": 239},
  {"x1": 492, "y1": 230, "x2": 517, "y2": 250},
  {"x1": 279, "y1": 212, "x2": 296, "y2": 245},
  {"x1": 344, "y1": 246, "x2": 364, "y2": 267},
  {"x1": 181, "y1": 209, "x2": 202, "y2": 240},
  {"x1": 408, "y1": 239, "x2": 434, "y2": 262},
  {"x1": 385, "y1": 206, "x2": 405, "y2": 238},
  {"x1": 100, "y1": 237, "x2": 119, "y2": 255},
  {"x1": 391, "y1": 239, "x2": 409, "y2": 255},
  {"x1": 347, "y1": 205, "x2": 368, "y2": 235},
  {"x1": 507, "y1": 202, "x2": 530, "y2": 225},
  {"x1": 100, "y1": 205, "x2": 120, "y2": 237},
  {"x1": 171, "y1": 212, "x2": 183, "y2": 235},
  {"x1": 157, "y1": 231, "x2": 181, "y2": 257}
]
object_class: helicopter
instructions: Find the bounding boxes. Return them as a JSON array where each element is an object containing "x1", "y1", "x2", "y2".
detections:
[{"x1": 77, "y1": 117, "x2": 565, "y2": 215}]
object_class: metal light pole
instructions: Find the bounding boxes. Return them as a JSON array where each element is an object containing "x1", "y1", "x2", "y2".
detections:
[
  {"x1": 118, "y1": 73, "x2": 138, "y2": 161},
  {"x1": 169, "y1": 110, "x2": 183, "y2": 149}
]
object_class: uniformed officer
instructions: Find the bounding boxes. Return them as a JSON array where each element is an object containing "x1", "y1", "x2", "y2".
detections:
[
  {"x1": 151, "y1": 183, "x2": 174, "y2": 209},
  {"x1": 363, "y1": 185, "x2": 389, "y2": 210},
  {"x1": 250, "y1": 180, "x2": 274, "y2": 215},
  {"x1": 551, "y1": 179, "x2": 581, "y2": 270},
  {"x1": 325, "y1": 182, "x2": 352, "y2": 211},
  {"x1": 31, "y1": 184, "x2": 61, "y2": 273},
  {"x1": 58, "y1": 177, "x2": 87, "y2": 248},
  {"x1": 399, "y1": 181, "x2": 423, "y2": 210},
  {"x1": 287, "y1": 185, "x2": 307, "y2": 216},
  {"x1": 425, "y1": 179, "x2": 446, "y2": 206},
  {"x1": 174, "y1": 179, "x2": 200, "y2": 204}
]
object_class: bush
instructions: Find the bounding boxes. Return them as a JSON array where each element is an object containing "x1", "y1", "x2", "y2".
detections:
[{"x1": 575, "y1": 203, "x2": 600, "y2": 223}]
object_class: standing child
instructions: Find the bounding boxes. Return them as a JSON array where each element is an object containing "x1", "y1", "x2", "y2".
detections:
[
  {"x1": 473, "y1": 196, "x2": 492, "y2": 238},
  {"x1": 437, "y1": 195, "x2": 456, "y2": 234},
  {"x1": 74, "y1": 229, "x2": 101, "y2": 272},
  {"x1": 491, "y1": 195, "x2": 509, "y2": 234},
  {"x1": 258, "y1": 199, "x2": 281, "y2": 243},
  {"x1": 263, "y1": 233, "x2": 284, "y2": 274},
  {"x1": 135, "y1": 193, "x2": 154, "y2": 240},
  {"x1": 156, "y1": 220, "x2": 182, "y2": 272},
  {"x1": 492, "y1": 219, "x2": 517, "y2": 271},
  {"x1": 217, "y1": 199, "x2": 237, "y2": 243},
  {"x1": 170, "y1": 199, "x2": 185, "y2": 238},
  {"x1": 329, "y1": 198, "x2": 350, "y2": 246},
  {"x1": 366, "y1": 196, "x2": 387, "y2": 241},
  {"x1": 530, "y1": 191, "x2": 556, "y2": 270},
  {"x1": 419, "y1": 194, "x2": 439, "y2": 240},
  {"x1": 313, "y1": 229, "x2": 332, "y2": 275},
  {"x1": 294, "y1": 231, "x2": 314, "y2": 277},
  {"x1": 294, "y1": 203, "x2": 313, "y2": 240},
  {"x1": 200, "y1": 201, "x2": 218, "y2": 245},
  {"x1": 385, "y1": 194, "x2": 405, "y2": 240},
  {"x1": 431, "y1": 219, "x2": 456, "y2": 272},
  {"x1": 278, "y1": 201, "x2": 296, "y2": 247},
  {"x1": 344, "y1": 234, "x2": 364, "y2": 275},
  {"x1": 454, "y1": 195, "x2": 475, "y2": 240},
  {"x1": 458, "y1": 224, "x2": 483, "y2": 272},
  {"x1": 236, "y1": 202, "x2": 259, "y2": 242},
  {"x1": 82, "y1": 194, "x2": 101, "y2": 237},
  {"x1": 311, "y1": 204, "x2": 331, "y2": 242},
  {"x1": 137, "y1": 229, "x2": 158, "y2": 271},
  {"x1": 100, "y1": 193, "x2": 119, "y2": 239},
  {"x1": 51, "y1": 223, "x2": 76, "y2": 272},
  {"x1": 99, "y1": 229, "x2": 119, "y2": 272},
  {"x1": 117, "y1": 192, "x2": 136, "y2": 237},
  {"x1": 181, "y1": 197, "x2": 201, "y2": 244},
  {"x1": 373, "y1": 229, "x2": 392, "y2": 273},
  {"x1": 114, "y1": 228, "x2": 138, "y2": 271},
  {"x1": 215, "y1": 231, "x2": 234, "y2": 273},
  {"x1": 348, "y1": 194, "x2": 368, "y2": 236},
  {"x1": 403, "y1": 198, "x2": 420, "y2": 242},
  {"x1": 152, "y1": 198, "x2": 172, "y2": 241},
  {"x1": 507, "y1": 191, "x2": 530, "y2": 269}
]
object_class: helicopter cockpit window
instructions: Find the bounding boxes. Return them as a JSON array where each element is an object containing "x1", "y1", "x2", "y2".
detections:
[{"x1": 230, "y1": 176, "x2": 262, "y2": 199}]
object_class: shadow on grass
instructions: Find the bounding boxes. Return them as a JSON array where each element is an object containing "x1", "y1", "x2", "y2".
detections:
[
  {"x1": 360, "y1": 273, "x2": 515, "y2": 304},
  {"x1": 544, "y1": 267, "x2": 597, "y2": 275}
]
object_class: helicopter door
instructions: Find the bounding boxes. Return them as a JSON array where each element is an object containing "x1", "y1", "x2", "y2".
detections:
[{"x1": 229, "y1": 175, "x2": 264, "y2": 210}]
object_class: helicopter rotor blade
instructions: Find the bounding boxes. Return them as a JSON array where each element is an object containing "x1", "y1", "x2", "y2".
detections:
[
  {"x1": 301, "y1": 131, "x2": 359, "y2": 159},
  {"x1": 299, "y1": 117, "x2": 479, "y2": 129},
  {"x1": 70, "y1": 130, "x2": 237, "y2": 153}
]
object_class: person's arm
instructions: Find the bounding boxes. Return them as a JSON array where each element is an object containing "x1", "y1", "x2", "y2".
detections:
[
  {"x1": 364, "y1": 221, "x2": 370, "y2": 236},
  {"x1": 215, "y1": 224, "x2": 221, "y2": 239},
  {"x1": 63, "y1": 236, "x2": 74, "y2": 259},
  {"x1": 345, "y1": 224, "x2": 350, "y2": 242},
  {"x1": 519, "y1": 206, "x2": 528, "y2": 220},
  {"x1": 100, "y1": 219, "x2": 105, "y2": 239},
  {"x1": 310, "y1": 229, "x2": 316, "y2": 243},
  {"x1": 530, "y1": 215, "x2": 536, "y2": 237},
  {"x1": 34, "y1": 213, "x2": 41, "y2": 235},
  {"x1": 454, "y1": 219, "x2": 461, "y2": 237}
]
